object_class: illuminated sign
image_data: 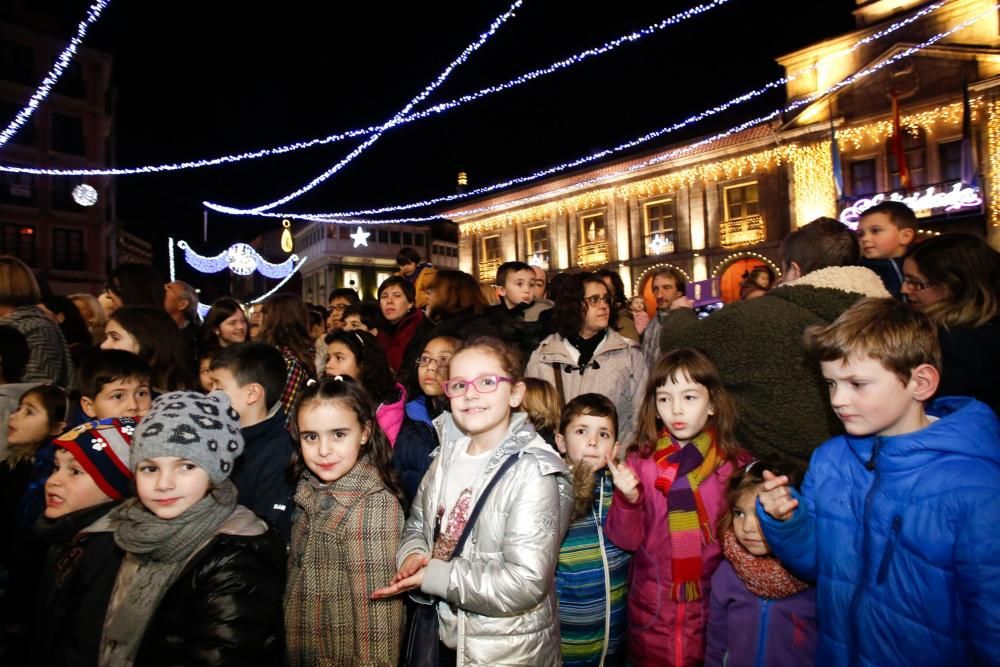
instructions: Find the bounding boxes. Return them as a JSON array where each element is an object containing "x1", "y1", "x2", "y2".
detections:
[{"x1": 839, "y1": 183, "x2": 982, "y2": 229}]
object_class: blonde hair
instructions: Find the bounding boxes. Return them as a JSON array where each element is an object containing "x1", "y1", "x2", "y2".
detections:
[
  {"x1": 70, "y1": 293, "x2": 107, "y2": 328},
  {"x1": 0, "y1": 256, "x2": 41, "y2": 307},
  {"x1": 519, "y1": 377, "x2": 562, "y2": 433}
]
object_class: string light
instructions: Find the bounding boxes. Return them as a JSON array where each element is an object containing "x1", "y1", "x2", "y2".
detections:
[
  {"x1": 710, "y1": 251, "x2": 782, "y2": 279},
  {"x1": 276, "y1": 1, "x2": 968, "y2": 222},
  {"x1": 985, "y1": 98, "x2": 1000, "y2": 227},
  {"x1": 168, "y1": 236, "x2": 177, "y2": 281},
  {"x1": 176, "y1": 239, "x2": 300, "y2": 278},
  {"x1": 247, "y1": 257, "x2": 308, "y2": 304},
  {"x1": 0, "y1": 0, "x2": 110, "y2": 150}
]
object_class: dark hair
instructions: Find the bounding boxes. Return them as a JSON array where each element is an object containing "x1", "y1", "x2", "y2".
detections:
[
  {"x1": 342, "y1": 301, "x2": 381, "y2": 330},
  {"x1": 258, "y1": 294, "x2": 314, "y2": 373},
  {"x1": 76, "y1": 349, "x2": 152, "y2": 400},
  {"x1": 0, "y1": 325, "x2": 28, "y2": 382},
  {"x1": 780, "y1": 217, "x2": 858, "y2": 276},
  {"x1": 106, "y1": 263, "x2": 164, "y2": 308},
  {"x1": 426, "y1": 269, "x2": 488, "y2": 321},
  {"x1": 210, "y1": 342, "x2": 288, "y2": 411},
  {"x1": 323, "y1": 330, "x2": 396, "y2": 404},
  {"x1": 595, "y1": 269, "x2": 627, "y2": 307},
  {"x1": 43, "y1": 294, "x2": 92, "y2": 347},
  {"x1": 858, "y1": 200, "x2": 918, "y2": 230},
  {"x1": 546, "y1": 272, "x2": 573, "y2": 304},
  {"x1": 904, "y1": 233, "x2": 1000, "y2": 328},
  {"x1": 632, "y1": 347, "x2": 742, "y2": 462},
  {"x1": 109, "y1": 307, "x2": 196, "y2": 391},
  {"x1": 167, "y1": 281, "x2": 201, "y2": 325},
  {"x1": 718, "y1": 457, "x2": 804, "y2": 537},
  {"x1": 21, "y1": 383, "x2": 70, "y2": 432},
  {"x1": 290, "y1": 376, "x2": 405, "y2": 506},
  {"x1": 559, "y1": 392, "x2": 619, "y2": 438},
  {"x1": 551, "y1": 272, "x2": 618, "y2": 340},
  {"x1": 496, "y1": 261, "x2": 533, "y2": 287},
  {"x1": 328, "y1": 287, "x2": 361, "y2": 307},
  {"x1": 652, "y1": 267, "x2": 687, "y2": 293},
  {"x1": 307, "y1": 306, "x2": 326, "y2": 332},
  {"x1": 377, "y1": 275, "x2": 415, "y2": 303},
  {"x1": 395, "y1": 246, "x2": 422, "y2": 266},
  {"x1": 202, "y1": 297, "x2": 247, "y2": 350}
]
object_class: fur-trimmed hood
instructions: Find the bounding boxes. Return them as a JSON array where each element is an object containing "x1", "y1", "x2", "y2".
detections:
[{"x1": 786, "y1": 265, "x2": 889, "y2": 297}]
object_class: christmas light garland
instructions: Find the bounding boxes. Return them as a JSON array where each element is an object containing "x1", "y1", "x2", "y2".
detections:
[
  {"x1": 176, "y1": 239, "x2": 301, "y2": 278},
  {"x1": 0, "y1": 0, "x2": 111, "y2": 150}
]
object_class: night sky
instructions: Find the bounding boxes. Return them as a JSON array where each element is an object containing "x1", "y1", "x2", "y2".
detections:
[{"x1": 50, "y1": 0, "x2": 857, "y2": 266}]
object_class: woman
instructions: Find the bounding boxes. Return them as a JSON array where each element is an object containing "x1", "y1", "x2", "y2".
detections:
[
  {"x1": 0, "y1": 256, "x2": 73, "y2": 385},
  {"x1": 69, "y1": 293, "x2": 107, "y2": 346},
  {"x1": 102, "y1": 307, "x2": 196, "y2": 392},
  {"x1": 99, "y1": 263, "x2": 164, "y2": 318},
  {"x1": 902, "y1": 233, "x2": 1000, "y2": 413},
  {"x1": 42, "y1": 295, "x2": 95, "y2": 367},
  {"x1": 525, "y1": 272, "x2": 648, "y2": 443},
  {"x1": 201, "y1": 298, "x2": 248, "y2": 352},
  {"x1": 256, "y1": 294, "x2": 314, "y2": 421},
  {"x1": 376, "y1": 276, "x2": 423, "y2": 373}
]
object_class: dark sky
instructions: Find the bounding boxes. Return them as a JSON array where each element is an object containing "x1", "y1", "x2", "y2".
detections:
[{"x1": 58, "y1": 0, "x2": 857, "y2": 262}]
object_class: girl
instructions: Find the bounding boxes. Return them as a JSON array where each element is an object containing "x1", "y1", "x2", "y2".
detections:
[
  {"x1": 285, "y1": 376, "x2": 405, "y2": 666},
  {"x1": 201, "y1": 297, "x2": 248, "y2": 351},
  {"x1": 373, "y1": 336, "x2": 573, "y2": 666},
  {"x1": 257, "y1": 294, "x2": 315, "y2": 420},
  {"x1": 99, "y1": 391, "x2": 285, "y2": 667},
  {"x1": 605, "y1": 347, "x2": 748, "y2": 666},
  {"x1": 102, "y1": 306, "x2": 197, "y2": 393},
  {"x1": 520, "y1": 376, "x2": 562, "y2": 449},
  {"x1": 324, "y1": 329, "x2": 406, "y2": 446},
  {"x1": 705, "y1": 459, "x2": 817, "y2": 667}
]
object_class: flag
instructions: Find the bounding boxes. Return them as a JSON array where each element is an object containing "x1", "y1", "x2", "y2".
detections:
[
  {"x1": 830, "y1": 109, "x2": 843, "y2": 199},
  {"x1": 961, "y1": 82, "x2": 978, "y2": 188},
  {"x1": 891, "y1": 93, "x2": 910, "y2": 190}
]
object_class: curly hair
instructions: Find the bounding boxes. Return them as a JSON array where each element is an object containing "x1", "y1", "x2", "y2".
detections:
[
  {"x1": 550, "y1": 272, "x2": 618, "y2": 340},
  {"x1": 323, "y1": 329, "x2": 397, "y2": 405}
]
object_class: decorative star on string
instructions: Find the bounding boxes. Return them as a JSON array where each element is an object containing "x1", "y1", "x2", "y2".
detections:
[{"x1": 350, "y1": 226, "x2": 371, "y2": 247}]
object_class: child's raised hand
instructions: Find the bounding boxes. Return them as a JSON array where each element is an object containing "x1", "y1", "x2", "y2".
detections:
[
  {"x1": 758, "y1": 469, "x2": 798, "y2": 521},
  {"x1": 371, "y1": 553, "x2": 429, "y2": 599},
  {"x1": 606, "y1": 444, "x2": 640, "y2": 504}
]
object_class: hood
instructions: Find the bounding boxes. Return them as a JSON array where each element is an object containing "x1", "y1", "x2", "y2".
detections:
[
  {"x1": 785, "y1": 265, "x2": 889, "y2": 297},
  {"x1": 404, "y1": 395, "x2": 432, "y2": 424}
]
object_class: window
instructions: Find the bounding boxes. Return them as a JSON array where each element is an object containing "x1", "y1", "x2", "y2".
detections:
[
  {"x1": 51, "y1": 113, "x2": 86, "y2": 155},
  {"x1": 402, "y1": 232, "x2": 412, "y2": 246},
  {"x1": 849, "y1": 159, "x2": 877, "y2": 196},
  {"x1": 644, "y1": 199, "x2": 676, "y2": 256},
  {"x1": 526, "y1": 225, "x2": 549, "y2": 257},
  {"x1": 378, "y1": 230, "x2": 389, "y2": 244},
  {"x1": 52, "y1": 228, "x2": 84, "y2": 270},
  {"x1": 0, "y1": 167, "x2": 35, "y2": 205},
  {"x1": 1, "y1": 222, "x2": 35, "y2": 265},
  {"x1": 0, "y1": 39, "x2": 35, "y2": 85},
  {"x1": 339, "y1": 226, "x2": 350, "y2": 240},
  {"x1": 390, "y1": 231, "x2": 400, "y2": 245},
  {"x1": 938, "y1": 140, "x2": 963, "y2": 183},
  {"x1": 723, "y1": 182, "x2": 759, "y2": 220},
  {"x1": 720, "y1": 182, "x2": 764, "y2": 248},
  {"x1": 414, "y1": 233, "x2": 424, "y2": 246},
  {"x1": 886, "y1": 129, "x2": 926, "y2": 190},
  {"x1": 51, "y1": 175, "x2": 86, "y2": 210},
  {"x1": 482, "y1": 235, "x2": 501, "y2": 260},
  {"x1": 0, "y1": 101, "x2": 33, "y2": 146}
]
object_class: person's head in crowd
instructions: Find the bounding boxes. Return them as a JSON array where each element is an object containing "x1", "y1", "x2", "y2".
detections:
[
  {"x1": 520, "y1": 377, "x2": 562, "y2": 446},
  {"x1": 0, "y1": 325, "x2": 29, "y2": 383},
  {"x1": 102, "y1": 306, "x2": 195, "y2": 392},
  {"x1": 804, "y1": 298, "x2": 941, "y2": 438},
  {"x1": 740, "y1": 266, "x2": 773, "y2": 301},
  {"x1": 7, "y1": 384, "x2": 69, "y2": 459},
  {"x1": 552, "y1": 272, "x2": 616, "y2": 340},
  {"x1": 341, "y1": 301, "x2": 381, "y2": 336},
  {"x1": 259, "y1": 293, "x2": 314, "y2": 371},
  {"x1": 629, "y1": 296, "x2": 647, "y2": 314},
  {"x1": 323, "y1": 329, "x2": 396, "y2": 405},
  {"x1": 377, "y1": 276, "x2": 416, "y2": 325},
  {"x1": 424, "y1": 269, "x2": 488, "y2": 322},
  {"x1": 779, "y1": 217, "x2": 859, "y2": 284},
  {"x1": 395, "y1": 246, "x2": 423, "y2": 278},
  {"x1": 857, "y1": 201, "x2": 917, "y2": 261},
  {"x1": 902, "y1": 233, "x2": 1000, "y2": 329},
  {"x1": 556, "y1": 392, "x2": 619, "y2": 471},
  {"x1": 327, "y1": 287, "x2": 361, "y2": 331},
  {"x1": 0, "y1": 255, "x2": 41, "y2": 312},
  {"x1": 531, "y1": 266, "x2": 548, "y2": 302},
  {"x1": 163, "y1": 281, "x2": 201, "y2": 327},
  {"x1": 45, "y1": 417, "x2": 136, "y2": 519},
  {"x1": 42, "y1": 294, "x2": 93, "y2": 348},
  {"x1": 100, "y1": 263, "x2": 165, "y2": 318},
  {"x1": 209, "y1": 342, "x2": 286, "y2": 427},
  {"x1": 197, "y1": 349, "x2": 215, "y2": 394},
  {"x1": 69, "y1": 293, "x2": 107, "y2": 341},
  {"x1": 717, "y1": 458, "x2": 804, "y2": 557},
  {"x1": 495, "y1": 261, "x2": 536, "y2": 309},
  {"x1": 413, "y1": 335, "x2": 460, "y2": 402},
  {"x1": 442, "y1": 337, "x2": 526, "y2": 446},
  {"x1": 248, "y1": 303, "x2": 263, "y2": 340},
  {"x1": 650, "y1": 268, "x2": 686, "y2": 313},
  {"x1": 596, "y1": 269, "x2": 628, "y2": 309},
  {"x1": 77, "y1": 349, "x2": 153, "y2": 420},
  {"x1": 202, "y1": 297, "x2": 248, "y2": 349},
  {"x1": 307, "y1": 305, "x2": 327, "y2": 339},
  {"x1": 546, "y1": 272, "x2": 573, "y2": 305}
]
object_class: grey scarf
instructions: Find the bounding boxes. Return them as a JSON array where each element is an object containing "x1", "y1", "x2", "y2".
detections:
[{"x1": 101, "y1": 481, "x2": 238, "y2": 667}]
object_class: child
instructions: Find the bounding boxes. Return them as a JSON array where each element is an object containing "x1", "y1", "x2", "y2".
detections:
[
  {"x1": 758, "y1": 298, "x2": 1000, "y2": 666},
  {"x1": 284, "y1": 376, "x2": 405, "y2": 666},
  {"x1": 705, "y1": 459, "x2": 816, "y2": 667},
  {"x1": 520, "y1": 376, "x2": 562, "y2": 449},
  {"x1": 630, "y1": 296, "x2": 650, "y2": 335},
  {"x1": 486, "y1": 261, "x2": 552, "y2": 360},
  {"x1": 77, "y1": 349, "x2": 153, "y2": 422},
  {"x1": 99, "y1": 391, "x2": 286, "y2": 667},
  {"x1": 554, "y1": 394, "x2": 630, "y2": 667},
  {"x1": 197, "y1": 349, "x2": 214, "y2": 393},
  {"x1": 324, "y1": 329, "x2": 406, "y2": 445},
  {"x1": 209, "y1": 342, "x2": 296, "y2": 542},
  {"x1": 605, "y1": 347, "x2": 747, "y2": 666},
  {"x1": 856, "y1": 200, "x2": 917, "y2": 298},
  {"x1": 32, "y1": 418, "x2": 136, "y2": 667},
  {"x1": 373, "y1": 336, "x2": 573, "y2": 665},
  {"x1": 101, "y1": 306, "x2": 197, "y2": 392}
]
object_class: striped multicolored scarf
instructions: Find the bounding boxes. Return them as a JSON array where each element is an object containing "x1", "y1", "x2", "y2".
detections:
[{"x1": 653, "y1": 427, "x2": 723, "y2": 602}]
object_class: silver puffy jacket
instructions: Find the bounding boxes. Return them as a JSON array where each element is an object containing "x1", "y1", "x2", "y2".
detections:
[{"x1": 399, "y1": 411, "x2": 573, "y2": 666}]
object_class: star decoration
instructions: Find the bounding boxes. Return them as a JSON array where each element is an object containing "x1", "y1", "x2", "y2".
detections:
[{"x1": 350, "y1": 226, "x2": 370, "y2": 248}]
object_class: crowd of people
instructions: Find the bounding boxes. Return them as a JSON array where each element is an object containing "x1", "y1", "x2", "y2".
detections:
[{"x1": 0, "y1": 200, "x2": 998, "y2": 666}]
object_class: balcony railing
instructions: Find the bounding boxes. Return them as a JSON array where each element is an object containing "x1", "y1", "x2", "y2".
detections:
[
  {"x1": 479, "y1": 257, "x2": 503, "y2": 283},
  {"x1": 576, "y1": 240, "x2": 608, "y2": 267},
  {"x1": 720, "y1": 214, "x2": 765, "y2": 249},
  {"x1": 645, "y1": 231, "x2": 677, "y2": 257}
]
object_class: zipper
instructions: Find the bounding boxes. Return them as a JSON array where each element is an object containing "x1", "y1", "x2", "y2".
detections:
[
  {"x1": 675, "y1": 601, "x2": 686, "y2": 667},
  {"x1": 595, "y1": 479, "x2": 611, "y2": 666},
  {"x1": 876, "y1": 515, "x2": 903, "y2": 584},
  {"x1": 848, "y1": 435, "x2": 882, "y2": 667},
  {"x1": 754, "y1": 599, "x2": 771, "y2": 667}
]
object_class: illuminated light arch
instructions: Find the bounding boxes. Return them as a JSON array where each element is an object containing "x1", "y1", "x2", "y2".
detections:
[
  {"x1": 710, "y1": 251, "x2": 782, "y2": 279},
  {"x1": 632, "y1": 262, "x2": 692, "y2": 295}
]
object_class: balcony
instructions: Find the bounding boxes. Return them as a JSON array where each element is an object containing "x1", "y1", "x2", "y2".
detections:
[
  {"x1": 720, "y1": 215, "x2": 765, "y2": 249},
  {"x1": 479, "y1": 257, "x2": 503, "y2": 283},
  {"x1": 576, "y1": 240, "x2": 608, "y2": 267},
  {"x1": 645, "y1": 231, "x2": 677, "y2": 257}
]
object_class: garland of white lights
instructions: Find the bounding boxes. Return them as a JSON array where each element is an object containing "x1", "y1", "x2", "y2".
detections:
[
  {"x1": 276, "y1": 1, "x2": 979, "y2": 223},
  {"x1": 176, "y1": 239, "x2": 301, "y2": 278},
  {"x1": 0, "y1": 0, "x2": 110, "y2": 149},
  {"x1": 0, "y1": 0, "x2": 739, "y2": 177}
]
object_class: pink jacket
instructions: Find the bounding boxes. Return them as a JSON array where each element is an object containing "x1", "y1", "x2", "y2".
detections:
[
  {"x1": 605, "y1": 451, "x2": 740, "y2": 667},
  {"x1": 376, "y1": 383, "x2": 407, "y2": 446}
]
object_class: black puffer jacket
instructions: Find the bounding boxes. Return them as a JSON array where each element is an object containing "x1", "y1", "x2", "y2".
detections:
[{"x1": 133, "y1": 527, "x2": 287, "y2": 667}]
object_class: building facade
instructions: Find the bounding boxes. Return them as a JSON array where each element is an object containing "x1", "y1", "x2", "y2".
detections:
[{"x1": 445, "y1": 0, "x2": 1000, "y2": 305}]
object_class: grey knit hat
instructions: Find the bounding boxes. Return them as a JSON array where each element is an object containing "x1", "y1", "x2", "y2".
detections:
[{"x1": 131, "y1": 390, "x2": 244, "y2": 483}]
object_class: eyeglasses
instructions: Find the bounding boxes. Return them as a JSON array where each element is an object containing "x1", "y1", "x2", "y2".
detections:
[
  {"x1": 441, "y1": 374, "x2": 513, "y2": 398},
  {"x1": 329, "y1": 303, "x2": 348, "y2": 312},
  {"x1": 416, "y1": 354, "x2": 452, "y2": 369},
  {"x1": 582, "y1": 294, "x2": 612, "y2": 307},
  {"x1": 902, "y1": 277, "x2": 934, "y2": 291}
]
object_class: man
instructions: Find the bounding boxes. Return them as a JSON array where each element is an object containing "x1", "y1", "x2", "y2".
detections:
[
  {"x1": 640, "y1": 268, "x2": 687, "y2": 369},
  {"x1": 530, "y1": 266, "x2": 552, "y2": 305},
  {"x1": 326, "y1": 288, "x2": 360, "y2": 332},
  {"x1": 163, "y1": 280, "x2": 201, "y2": 362}
]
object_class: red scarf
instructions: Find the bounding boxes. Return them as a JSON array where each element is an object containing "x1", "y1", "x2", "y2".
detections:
[{"x1": 722, "y1": 529, "x2": 809, "y2": 599}]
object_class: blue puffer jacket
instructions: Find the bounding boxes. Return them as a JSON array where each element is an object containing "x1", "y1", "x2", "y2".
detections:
[{"x1": 760, "y1": 397, "x2": 1000, "y2": 667}]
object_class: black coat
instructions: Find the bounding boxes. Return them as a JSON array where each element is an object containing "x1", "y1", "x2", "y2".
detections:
[
  {"x1": 232, "y1": 410, "x2": 296, "y2": 544},
  {"x1": 133, "y1": 528, "x2": 287, "y2": 667},
  {"x1": 936, "y1": 316, "x2": 1000, "y2": 414}
]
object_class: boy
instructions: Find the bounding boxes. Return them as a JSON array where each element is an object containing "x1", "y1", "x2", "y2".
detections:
[
  {"x1": 341, "y1": 302, "x2": 381, "y2": 336},
  {"x1": 487, "y1": 261, "x2": 551, "y2": 360},
  {"x1": 758, "y1": 298, "x2": 1000, "y2": 667},
  {"x1": 77, "y1": 350, "x2": 152, "y2": 422},
  {"x1": 210, "y1": 342, "x2": 295, "y2": 542},
  {"x1": 856, "y1": 201, "x2": 917, "y2": 298},
  {"x1": 554, "y1": 394, "x2": 630, "y2": 667},
  {"x1": 396, "y1": 247, "x2": 434, "y2": 310}
]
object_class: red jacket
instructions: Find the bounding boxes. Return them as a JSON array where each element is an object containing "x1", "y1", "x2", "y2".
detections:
[{"x1": 377, "y1": 308, "x2": 423, "y2": 373}]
